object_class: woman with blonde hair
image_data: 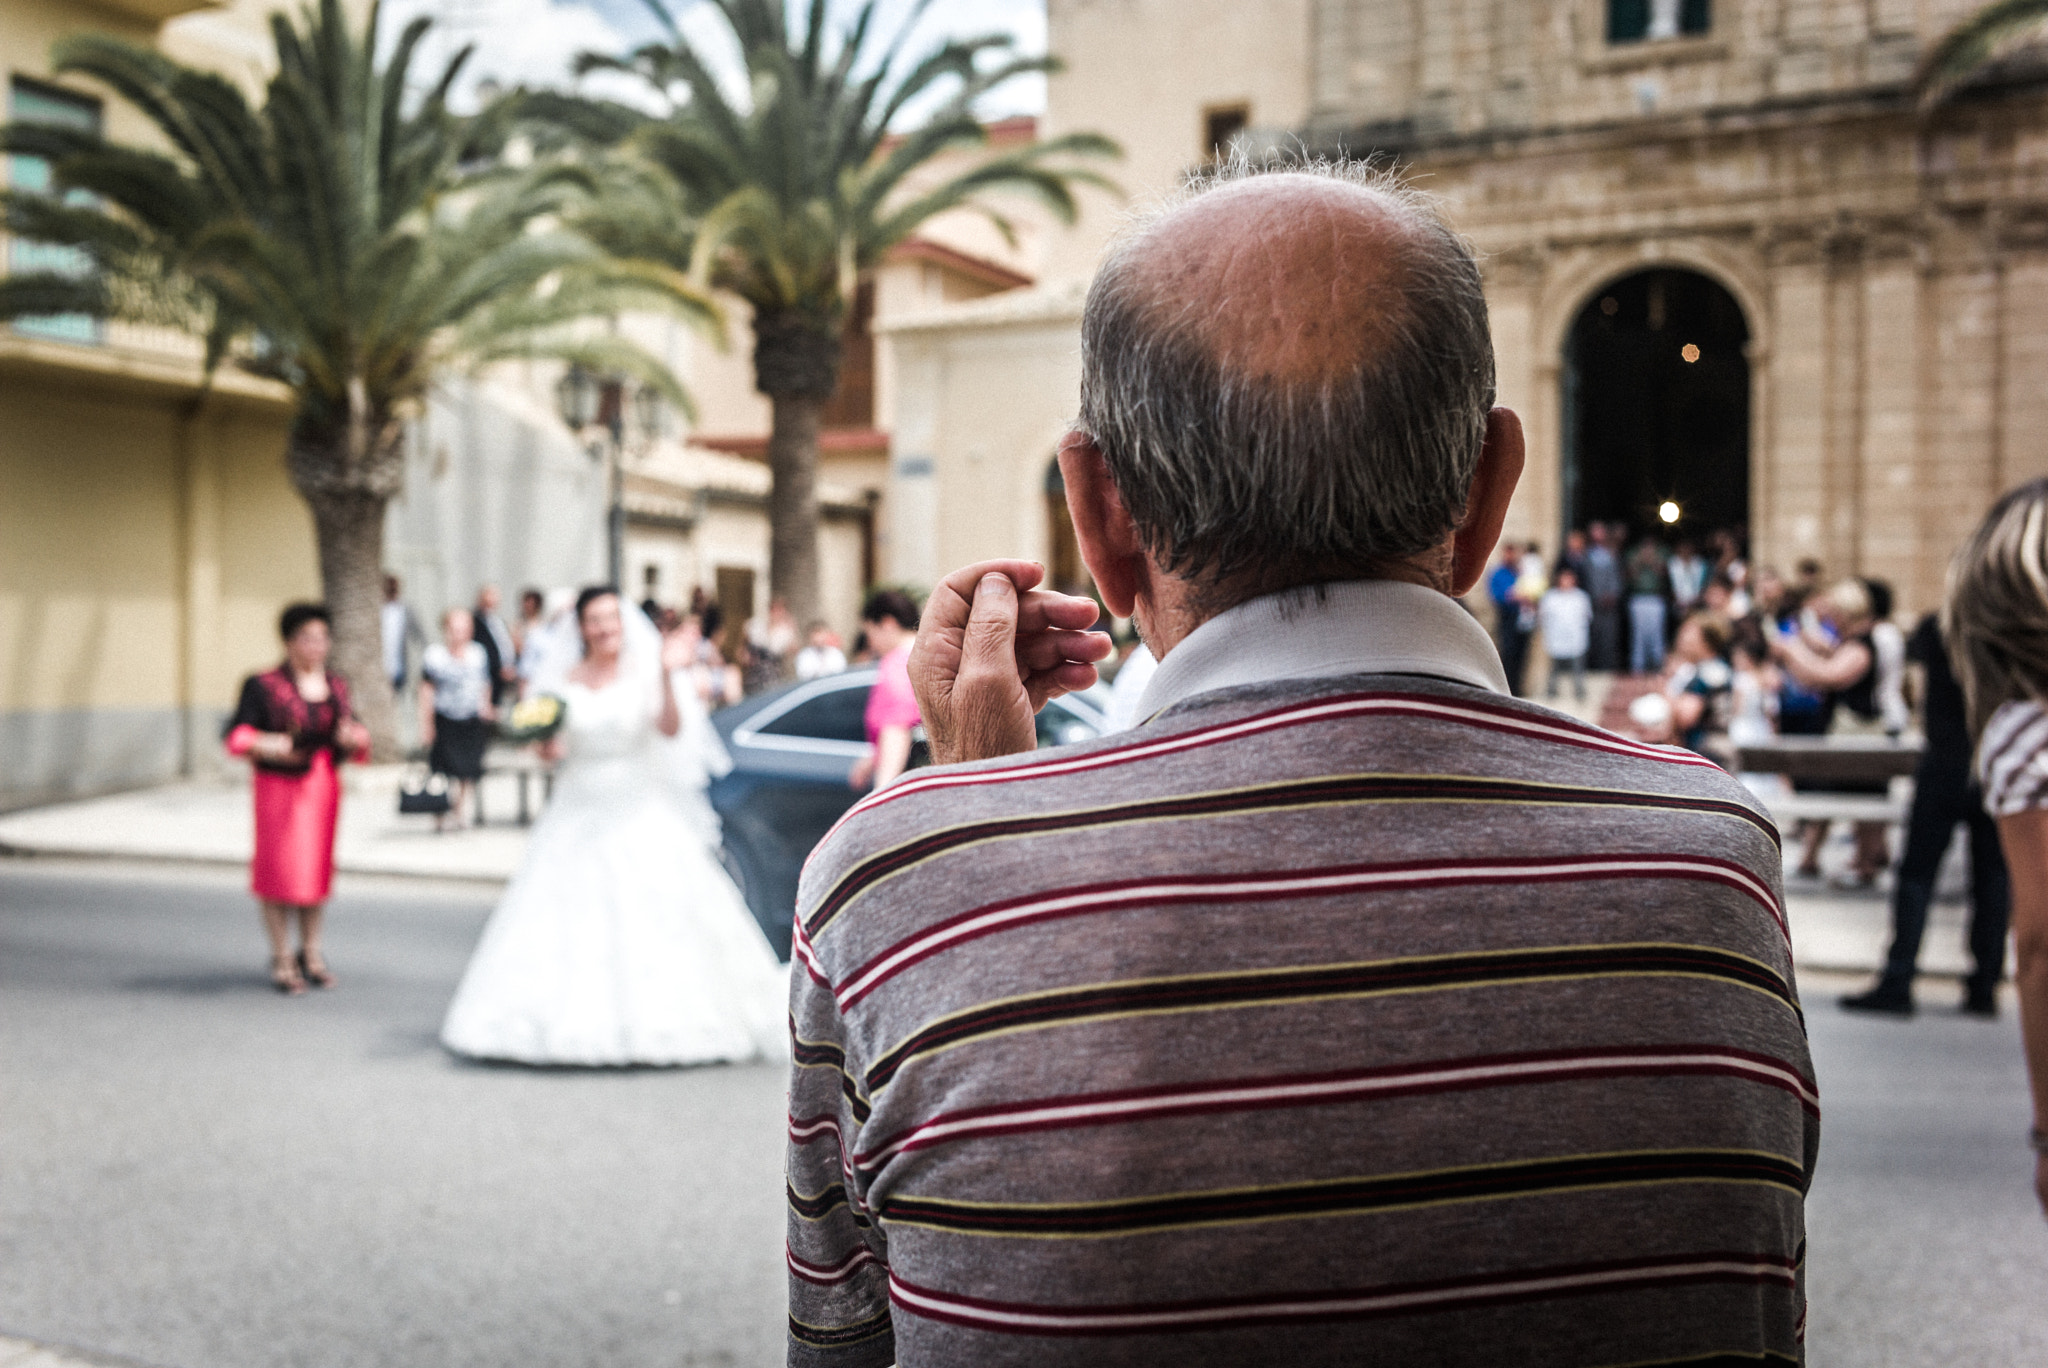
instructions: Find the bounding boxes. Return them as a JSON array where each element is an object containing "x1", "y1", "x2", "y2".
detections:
[
  {"x1": 1771, "y1": 577, "x2": 1889, "y2": 881},
  {"x1": 1947, "y1": 477, "x2": 2048, "y2": 1216}
]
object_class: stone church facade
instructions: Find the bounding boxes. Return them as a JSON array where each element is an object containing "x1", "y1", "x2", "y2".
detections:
[{"x1": 884, "y1": 0, "x2": 2048, "y2": 617}]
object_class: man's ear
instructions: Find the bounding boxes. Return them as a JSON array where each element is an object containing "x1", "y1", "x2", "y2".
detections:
[
  {"x1": 1449, "y1": 407, "x2": 1526, "y2": 598},
  {"x1": 1057, "y1": 434, "x2": 1146, "y2": 619}
]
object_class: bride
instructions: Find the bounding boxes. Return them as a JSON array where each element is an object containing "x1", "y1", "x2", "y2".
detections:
[{"x1": 440, "y1": 587, "x2": 787, "y2": 1066}]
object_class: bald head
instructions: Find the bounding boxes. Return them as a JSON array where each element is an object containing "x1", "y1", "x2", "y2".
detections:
[{"x1": 1118, "y1": 173, "x2": 1428, "y2": 385}]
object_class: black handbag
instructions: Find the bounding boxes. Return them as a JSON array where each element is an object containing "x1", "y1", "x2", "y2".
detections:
[{"x1": 398, "y1": 762, "x2": 452, "y2": 816}]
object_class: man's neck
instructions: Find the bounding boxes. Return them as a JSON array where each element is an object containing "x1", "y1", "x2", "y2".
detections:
[{"x1": 1137, "y1": 550, "x2": 1453, "y2": 661}]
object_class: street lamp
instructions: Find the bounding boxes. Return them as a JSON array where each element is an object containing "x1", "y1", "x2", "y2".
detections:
[
  {"x1": 555, "y1": 364, "x2": 625, "y2": 588},
  {"x1": 555, "y1": 364, "x2": 600, "y2": 430},
  {"x1": 632, "y1": 384, "x2": 664, "y2": 444},
  {"x1": 1658, "y1": 500, "x2": 1682, "y2": 525}
]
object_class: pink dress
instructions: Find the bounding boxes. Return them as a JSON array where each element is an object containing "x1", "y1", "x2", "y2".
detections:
[
  {"x1": 224, "y1": 667, "x2": 360, "y2": 906},
  {"x1": 864, "y1": 643, "x2": 921, "y2": 748}
]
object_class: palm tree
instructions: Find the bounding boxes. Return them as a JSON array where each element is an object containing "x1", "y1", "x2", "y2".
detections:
[
  {"x1": 0, "y1": 0, "x2": 710, "y2": 753},
  {"x1": 533, "y1": 0, "x2": 1116, "y2": 628},
  {"x1": 1916, "y1": 0, "x2": 2048, "y2": 111}
]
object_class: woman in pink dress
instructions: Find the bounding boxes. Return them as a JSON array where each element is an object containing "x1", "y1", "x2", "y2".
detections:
[
  {"x1": 848, "y1": 590, "x2": 921, "y2": 791},
  {"x1": 223, "y1": 603, "x2": 370, "y2": 995}
]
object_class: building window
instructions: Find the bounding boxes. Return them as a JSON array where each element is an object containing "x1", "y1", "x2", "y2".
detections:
[
  {"x1": 7, "y1": 77, "x2": 102, "y2": 344},
  {"x1": 1607, "y1": 0, "x2": 1710, "y2": 44},
  {"x1": 1204, "y1": 104, "x2": 1249, "y2": 161}
]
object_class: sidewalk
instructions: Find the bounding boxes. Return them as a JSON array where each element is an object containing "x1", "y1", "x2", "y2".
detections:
[
  {"x1": 0, "y1": 748, "x2": 1992, "y2": 980},
  {"x1": 0, "y1": 766, "x2": 528, "y2": 884},
  {"x1": 0, "y1": 1333, "x2": 158, "y2": 1368}
]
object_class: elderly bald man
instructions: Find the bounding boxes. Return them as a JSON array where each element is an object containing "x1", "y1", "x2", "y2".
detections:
[{"x1": 786, "y1": 164, "x2": 1814, "y2": 1368}]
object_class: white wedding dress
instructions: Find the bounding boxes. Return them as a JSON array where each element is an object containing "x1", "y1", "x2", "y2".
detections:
[{"x1": 439, "y1": 666, "x2": 789, "y2": 1067}]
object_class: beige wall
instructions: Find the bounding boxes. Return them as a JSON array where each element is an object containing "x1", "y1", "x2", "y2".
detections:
[
  {"x1": 1043, "y1": 0, "x2": 1315, "y2": 283},
  {"x1": 0, "y1": 342, "x2": 306, "y2": 807},
  {"x1": 1303, "y1": 0, "x2": 1992, "y2": 138},
  {"x1": 1, "y1": 0, "x2": 319, "y2": 808},
  {"x1": 883, "y1": 287, "x2": 1088, "y2": 589},
  {"x1": 4, "y1": 0, "x2": 186, "y2": 145}
]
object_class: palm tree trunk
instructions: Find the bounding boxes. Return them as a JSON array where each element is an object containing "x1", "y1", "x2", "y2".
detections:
[
  {"x1": 766, "y1": 392, "x2": 824, "y2": 628},
  {"x1": 304, "y1": 484, "x2": 400, "y2": 759},
  {"x1": 754, "y1": 307, "x2": 842, "y2": 631},
  {"x1": 287, "y1": 401, "x2": 408, "y2": 760}
]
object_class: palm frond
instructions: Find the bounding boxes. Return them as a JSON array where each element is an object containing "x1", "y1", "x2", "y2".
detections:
[
  {"x1": 1, "y1": 0, "x2": 710, "y2": 457},
  {"x1": 532, "y1": 0, "x2": 1116, "y2": 354}
]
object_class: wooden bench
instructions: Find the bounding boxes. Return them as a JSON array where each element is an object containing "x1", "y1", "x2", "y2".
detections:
[{"x1": 1735, "y1": 737, "x2": 1922, "y2": 829}]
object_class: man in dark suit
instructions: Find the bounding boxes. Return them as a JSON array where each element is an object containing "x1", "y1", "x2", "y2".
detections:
[
  {"x1": 472, "y1": 583, "x2": 519, "y2": 710},
  {"x1": 1842, "y1": 613, "x2": 2012, "y2": 1016}
]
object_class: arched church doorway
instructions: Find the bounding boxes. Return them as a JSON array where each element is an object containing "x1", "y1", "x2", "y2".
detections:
[{"x1": 1561, "y1": 268, "x2": 1750, "y2": 545}]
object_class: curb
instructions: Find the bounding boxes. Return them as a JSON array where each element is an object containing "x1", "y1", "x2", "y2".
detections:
[
  {"x1": 0, "y1": 1332, "x2": 177, "y2": 1368},
  {"x1": 0, "y1": 847, "x2": 510, "y2": 892}
]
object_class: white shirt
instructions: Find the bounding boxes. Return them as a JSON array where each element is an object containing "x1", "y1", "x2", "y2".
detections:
[
  {"x1": 795, "y1": 644, "x2": 848, "y2": 680},
  {"x1": 1106, "y1": 643, "x2": 1159, "y2": 731},
  {"x1": 1538, "y1": 587, "x2": 1594, "y2": 660},
  {"x1": 1137, "y1": 580, "x2": 1509, "y2": 723},
  {"x1": 422, "y1": 641, "x2": 491, "y2": 720},
  {"x1": 381, "y1": 600, "x2": 410, "y2": 681}
]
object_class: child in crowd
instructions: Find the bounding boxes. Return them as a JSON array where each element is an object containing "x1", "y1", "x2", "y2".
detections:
[
  {"x1": 795, "y1": 622, "x2": 848, "y2": 680},
  {"x1": 1539, "y1": 566, "x2": 1594, "y2": 702}
]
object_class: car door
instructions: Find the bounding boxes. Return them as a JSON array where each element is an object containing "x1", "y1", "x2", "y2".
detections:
[{"x1": 712, "y1": 674, "x2": 875, "y2": 959}]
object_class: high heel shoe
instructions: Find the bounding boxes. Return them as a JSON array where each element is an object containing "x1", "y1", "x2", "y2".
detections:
[
  {"x1": 298, "y1": 950, "x2": 335, "y2": 989},
  {"x1": 272, "y1": 955, "x2": 307, "y2": 995}
]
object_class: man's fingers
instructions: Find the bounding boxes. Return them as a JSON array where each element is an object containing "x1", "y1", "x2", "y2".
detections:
[
  {"x1": 1023, "y1": 662, "x2": 1102, "y2": 710},
  {"x1": 1016, "y1": 589, "x2": 1104, "y2": 635},
  {"x1": 1017, "y1": 629, "x2": 1116, "y2": 674},
  {"x1": 926, "y1": 560, "x2": 1047, "y2": 633},
  {"x1": 961, "y1": 572, "x2": 1021, "y2": 674}
]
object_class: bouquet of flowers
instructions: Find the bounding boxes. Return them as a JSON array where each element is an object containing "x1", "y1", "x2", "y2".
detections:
[{"x1": 499, "y1": 693, "x2": 566, "y2": 744}]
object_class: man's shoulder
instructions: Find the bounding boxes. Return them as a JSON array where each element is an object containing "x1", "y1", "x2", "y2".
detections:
[{"x1": 802, "y1": 674, "x2": 1770, "y2": 907}]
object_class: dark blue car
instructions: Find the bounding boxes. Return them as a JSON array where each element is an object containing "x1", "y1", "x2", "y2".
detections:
[{"x1": 709, "y1": 667, "x2": 1109, "y2": 959}]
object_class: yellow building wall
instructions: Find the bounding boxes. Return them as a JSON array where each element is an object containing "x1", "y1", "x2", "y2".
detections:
[
  {"x1": 0, "y1": 349, "x2": 307, "y2": 808},
  {"x1": 1, "y1": 1, "x2": 323, "y2": 808}
]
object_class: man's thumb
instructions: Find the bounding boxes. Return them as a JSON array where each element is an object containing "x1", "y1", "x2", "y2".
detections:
[{"x1": 963, "y1": 572, "x2": 1018, "y2": 667}]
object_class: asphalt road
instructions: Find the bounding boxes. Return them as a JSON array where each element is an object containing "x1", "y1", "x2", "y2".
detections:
[
  {"x1": 0, "y1": 861, "x2": 788, "y2": 1368},
  {"x1": 2, "y1": 860, "x2": 2044, "y2": 1367}
]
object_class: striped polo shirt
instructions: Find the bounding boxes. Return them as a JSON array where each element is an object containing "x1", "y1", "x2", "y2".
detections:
[{"x1": 787, "y1": 585, "x2": 1815, "y2": 1367}]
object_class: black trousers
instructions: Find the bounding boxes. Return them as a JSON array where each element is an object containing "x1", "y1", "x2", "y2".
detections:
[
  {"x1": 1879, "y1": 757, "x2": 2011, "y2": 995},
  {"x1": 1496, "y1": 621, "x2": 1530, "y2": 697}
]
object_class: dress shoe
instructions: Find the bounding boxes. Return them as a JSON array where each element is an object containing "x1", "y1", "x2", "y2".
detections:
[
  {"x1": 1840, "y1": 985, "x2": 1914, "y2": 1016},
  {"x1": 1961, "y1": 988, "x2": 1999, "y2": 1018}
]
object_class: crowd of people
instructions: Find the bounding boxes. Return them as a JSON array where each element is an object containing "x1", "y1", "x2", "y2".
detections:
[
  {"x1": 1491, "y1": 533, "x2": 1907, "y2": 778},
  {"x1": 373, "y1": 575, "x2": 926, "y2": 821},
  {"x1": 233, "y1": 569, "x2": 932, "y2": 1036}
]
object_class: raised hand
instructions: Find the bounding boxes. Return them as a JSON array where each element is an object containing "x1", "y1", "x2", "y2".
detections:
[
  {"x1": 660, "y1": 627, "x2": 694, "y2": 674},
  {"x1": 910, "y1": 559, "x2": 1113, "y2": 767}
]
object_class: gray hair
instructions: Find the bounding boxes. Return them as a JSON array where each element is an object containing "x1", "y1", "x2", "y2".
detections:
[
  {"x1": 1945, "y1": 477, "x2": 2048, "y2": 739},
  {"x1": 1077, "y1": 158, "x2": 1495, "y2": 596}
]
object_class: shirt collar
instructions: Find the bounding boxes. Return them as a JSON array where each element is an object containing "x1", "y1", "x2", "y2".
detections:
[{"x1": 1136, "y1": 579, "x2": 1510, "y2": 722}]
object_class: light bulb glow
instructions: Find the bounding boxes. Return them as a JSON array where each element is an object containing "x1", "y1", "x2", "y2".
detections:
[
  {"x1": 1680, "y1": 343, "x2": 1701, "y2": 363},
  {"x1": 1658, "y1": 501, "x2": 1682, "y2": 524}
]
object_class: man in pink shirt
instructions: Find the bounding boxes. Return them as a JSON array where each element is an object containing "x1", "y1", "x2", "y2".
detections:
[{"x1": 850, "y1": 590, "x2": 922, "y2": 791}]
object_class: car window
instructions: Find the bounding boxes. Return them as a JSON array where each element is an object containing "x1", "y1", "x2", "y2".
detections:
[
  {"x1": 1038, "y1": 701, "x2": 1101, "y2": 748},
  {"x1": 755, "y1": 684, "x2": 870, "y2": 744}
]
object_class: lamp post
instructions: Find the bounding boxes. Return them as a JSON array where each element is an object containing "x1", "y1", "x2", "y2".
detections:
[{"x1": 555, "y1": 364, "x2": 626, "y2": 589}]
